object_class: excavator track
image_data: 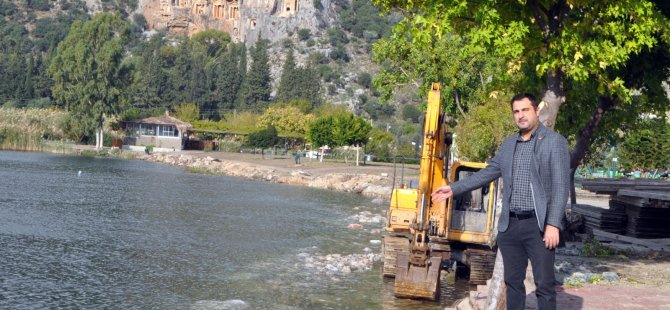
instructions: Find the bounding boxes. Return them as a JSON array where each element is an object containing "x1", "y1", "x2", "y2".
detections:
[
  {"x1": 381, "y1": 235, "x2": 410, "y2": 277},
  {"x1": 467, "y1": 249, "x2": 496, "y2": 284}
]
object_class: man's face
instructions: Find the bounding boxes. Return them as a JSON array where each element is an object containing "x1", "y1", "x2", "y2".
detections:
[{"x1": 512, "y1": 98, "x2": 540, "y2": 133}]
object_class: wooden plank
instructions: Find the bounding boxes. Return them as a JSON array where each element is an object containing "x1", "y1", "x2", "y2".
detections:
[
  {"x1": 618, "y1": 189, "x2": 670, "y2": 202},
  {"x1": 592, "y1": 229, "x2": 670, "y2": 251},
  {"x1": 601, "y1": 242, "x2": 654, "y2": 253}
]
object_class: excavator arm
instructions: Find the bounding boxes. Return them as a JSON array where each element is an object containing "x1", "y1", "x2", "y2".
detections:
[{"x1": 394, "y1": 83, "x2": 449, "y2": 300}]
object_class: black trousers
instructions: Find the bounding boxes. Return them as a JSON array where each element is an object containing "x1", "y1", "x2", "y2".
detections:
[{"x1": 497, "y1": 216, "x2": 556, "y2": 310}]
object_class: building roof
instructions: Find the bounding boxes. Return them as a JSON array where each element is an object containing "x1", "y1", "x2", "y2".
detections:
[{"x1": 127, "y1": 112, "x2": 193, "y2": 132}]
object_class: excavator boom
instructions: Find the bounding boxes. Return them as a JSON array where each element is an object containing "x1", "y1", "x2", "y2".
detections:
[{"x1": 393, "y1": 83, "x2": 446, "y2": 300}]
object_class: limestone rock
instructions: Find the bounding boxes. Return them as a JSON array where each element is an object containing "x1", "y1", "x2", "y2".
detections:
[{"x1": 137, "y1": 0, "x2": 336, "y2": 45}]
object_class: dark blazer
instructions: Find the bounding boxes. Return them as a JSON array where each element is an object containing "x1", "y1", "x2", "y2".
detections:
[{"x1": 450, "y1": 123, "x2": 570, "y2": 232}]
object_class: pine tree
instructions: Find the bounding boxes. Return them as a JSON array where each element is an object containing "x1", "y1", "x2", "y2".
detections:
[
  {"x1": 237, "y1": 38, "x2": 271, "y2": 112},
  {"x1": 216, "y1": 44, "x2": 244, "y2": 110},
  {"x1": 276, "y1": 48, "x2": 297, "y2": 104}
]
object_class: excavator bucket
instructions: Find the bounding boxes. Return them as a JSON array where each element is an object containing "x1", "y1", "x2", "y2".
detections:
[{"x1": 394, "y1": 253, "x2": 442, "y2": 300}]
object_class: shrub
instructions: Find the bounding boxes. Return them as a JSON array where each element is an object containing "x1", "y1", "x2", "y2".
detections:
[
  {"x1": 297, "y1": 28, "x2": 311, "y2": 41},
  {"x1": 357, "y1": 72, "x2": 372, "y2": 88}
]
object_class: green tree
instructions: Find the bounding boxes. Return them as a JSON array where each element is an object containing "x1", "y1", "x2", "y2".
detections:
[
  {"x1": 258, "y1": 104, "x2": 315, "y2": 136},
  {"x1": 190, "y1": 29, "x2": 230, "y2": 58},
  {"x1": 275, "y1": 48, "x2": 298, "y2": 104},
  {"x1": 174, "y1": 102, "x2": 200, "y2": 123},
  {"x1": 238, "y1": 39, "x2": 271, "y2": 112},
  {"x1": 49, "y1": 13, "x2": 130, "y2": 149},
  {"x1": 308, "y1": 115, "x2": 335, "y2": 162},
  {"x1": 401, "y1": 104, "x2": 420, "y2": 123},
  {"x1": 332, "y1": 112, "x2": 372, "y2": 165},
  {"x1": 276, "y1": 49, "x2": 323, "y2": 109},
  {"x1": 215, "y1": 43, "x2": 245, "y2": 110},
  {"x1": 128, "y1": 34, "x2": 169, "y2": 113},
  {"x1": 619, "y1": 118, "x2": 670, "y2": 171},
  {"x1": 454, "y1": 94, "x2": 517, "y2": 162},
  {"x1": 247, "y1": 125, "x2": 279, "y2": 158},
  {"x1": 366, "y1": 128, "x2": 396, "y2": 162},
  {"x1": 373, "y1": 0, "x2": 669, "y2": 126},
  {"x1": 372, "y1": 0, "x2": 670, "y2": 193}
]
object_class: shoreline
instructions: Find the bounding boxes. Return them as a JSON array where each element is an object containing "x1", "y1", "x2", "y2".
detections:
[{"x1": 139, "y1": 150, "x2": 405, "y2": 199}]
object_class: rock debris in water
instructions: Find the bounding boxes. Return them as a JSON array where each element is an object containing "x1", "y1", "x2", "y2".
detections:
[{"x1": 295, "y1": 252, "x2": 382, "y2": 276}]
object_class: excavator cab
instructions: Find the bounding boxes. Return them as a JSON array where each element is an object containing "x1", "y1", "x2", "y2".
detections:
[{"x1": 447, "y1": 162, "x2": 498, "y2": 245}]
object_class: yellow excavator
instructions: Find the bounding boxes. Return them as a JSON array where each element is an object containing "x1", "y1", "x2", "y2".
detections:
[{"x1": 382, "y1": 83, "x2": 500, "y2": 300}]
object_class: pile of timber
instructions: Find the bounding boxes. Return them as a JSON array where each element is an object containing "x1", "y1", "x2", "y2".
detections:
[
  {"x1": 581, "y1": 179, "x2": 670, "y2": 240},
  {"x1": 592, "y1": 229, "x2": 670, "y2": 252},
  {"x1": 614, "y1": 190, "x2": 670, "y2": 238},
  {"x1": 581, "y1": 178, "x2": 670, "y2": 195},
  {"x1": 572, "y1": 204, "x2": 627, "y2": 234}
]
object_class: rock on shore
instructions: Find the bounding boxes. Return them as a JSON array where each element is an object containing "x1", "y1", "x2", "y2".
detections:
[{"x1": 142, "y1": 153, "x2": 392, "y2": 198}]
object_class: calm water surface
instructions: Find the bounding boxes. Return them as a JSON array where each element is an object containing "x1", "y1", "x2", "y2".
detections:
[{"x1": 0, "y1": 151, "x2": 468, "y2": 309}]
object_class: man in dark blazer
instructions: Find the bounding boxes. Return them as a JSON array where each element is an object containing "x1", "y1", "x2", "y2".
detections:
[{"x1": 432, "y1": 93, "x2": 570, "y2": 310}]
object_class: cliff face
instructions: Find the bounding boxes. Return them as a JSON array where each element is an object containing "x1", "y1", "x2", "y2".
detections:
[{"x1": 137, "y1": 0, "x2": 335, "y2": 43}]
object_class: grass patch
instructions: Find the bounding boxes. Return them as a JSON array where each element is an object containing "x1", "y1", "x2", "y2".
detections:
[
  {"x1": 186, "y1": 167, "x2": 215, "y2": 175},
  {"x1": 0, "y1": 107, "x2": 67, "y2": 151},
  {"x1": 80, "y1": 150, "x2": 98, "y2": 156},
  {"x1": 582, "y1": 239, "x2": 628, "y2": 258}
]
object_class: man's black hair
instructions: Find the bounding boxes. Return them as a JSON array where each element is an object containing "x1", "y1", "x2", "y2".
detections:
[{"x1": 510, "y1": 93, "x2": 538, "y2": 109}]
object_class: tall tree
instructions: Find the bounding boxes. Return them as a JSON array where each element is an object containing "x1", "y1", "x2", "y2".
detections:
[
  {"x1": 49, "y1": 13, "x2": 131, "y2": 149},
  {"x1": 373, "y1": 0, "x2": 669, "y2": 127},
  {"x1": 372, "y1": 0, "x2": 670, "y2": 174},
  {"x1": 332, "y1": 112, "x2": 372, "y2": 165},
  {"x1": 276, "y1": 49, "x2": 324, "y2": 109},
  {"x1": 238, "y1": 39, "x2": 271, "y2": 112},
  {"x1": 276, "y1": 48, "x2": 297, "y2": 104},
  {"x1": 215, "y1": 43, "x2": 245, "y2": 111}
]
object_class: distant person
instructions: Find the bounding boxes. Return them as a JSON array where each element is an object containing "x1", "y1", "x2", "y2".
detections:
[
  {"x1": 661, "y1": 169, "x2": 669, "y2": 179},
  {"x1": 294, "y1": 151, "x2": 301, "y2": 164},
  {"x1": 432, "y1": 93, "x2": 570, "y2": 310}
]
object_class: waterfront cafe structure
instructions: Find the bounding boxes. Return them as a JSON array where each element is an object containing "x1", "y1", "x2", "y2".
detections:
[{"x1": 123, "y1": 112, "x2": 192, "y2": 151}]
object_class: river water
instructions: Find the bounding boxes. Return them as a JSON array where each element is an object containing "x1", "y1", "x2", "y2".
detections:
[{"x1": 0, "y1": 151, "x2": 469, "y2": 309}]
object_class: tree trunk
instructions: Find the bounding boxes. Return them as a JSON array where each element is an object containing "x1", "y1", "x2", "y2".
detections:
[
  {"x1": 356, "y1": 144, "x2": 360, "y2": 166},
  {"x1": 539, "y1": 70, "x2": 566, "y2": 130},
  {"x1": 95, "y1": 114, "x2": 104, "y2": 150},
  {"x1": 570, "y1": 167, "x2": 577, "y2": 205},
  {"x1": 570, "y1": 96, "x2": 615, "y2": 170},
  {"x1": 484, "y1": 178, "x2": 506, "y2": 309},
  {"x1": 484, "y1": 250, "x2": 506, "y2": 310},
  {"x1": 568, "y1": 96, "x2": 615, "y2": 203}
]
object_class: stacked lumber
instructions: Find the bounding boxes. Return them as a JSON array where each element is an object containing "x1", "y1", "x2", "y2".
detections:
[
  {"x1": 592, "y1": 229, "x2": 670, "y2": 252},
  {"x1": 611, "y1": 190, "x2": 670, "y2": 238},
  {"x1": 581, "y1": 179, "x2": 670, "y2": 195},
  {"x1": 572, "y1": 204, "x2": 627, "y2": 234}
]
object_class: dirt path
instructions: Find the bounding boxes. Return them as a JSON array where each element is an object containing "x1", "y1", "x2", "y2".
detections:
[
  {"x1": 138, "y1": 150, "x2": 421, "y2": 198},
  {"x1": 190, "y1": 150, "x2": 420, "y2": 180}
]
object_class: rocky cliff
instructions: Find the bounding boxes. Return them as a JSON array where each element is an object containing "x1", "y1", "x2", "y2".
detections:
[{"x1": 137, "y1": 0, "x2": 337, "y2": 43}]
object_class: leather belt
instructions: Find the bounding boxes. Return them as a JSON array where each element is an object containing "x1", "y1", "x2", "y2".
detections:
[{"x1": 509, "y1": 210, "x2": 535, "y2": 220}]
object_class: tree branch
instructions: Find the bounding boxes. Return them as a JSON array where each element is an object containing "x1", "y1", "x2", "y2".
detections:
[
  {"x1": 453, "y1": 88, "x2": 466, "y2": 118},
  {"x1": 570, "y1": 95, "x2": 616, "y2": 170},
  {"x1": 527, "y1": 0, "x2": 550, "y2": 40}
]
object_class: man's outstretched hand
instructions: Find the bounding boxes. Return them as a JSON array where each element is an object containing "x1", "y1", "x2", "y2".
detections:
[{"x1": 431, "y1": 186, "x2": 453, "y2": 204}]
